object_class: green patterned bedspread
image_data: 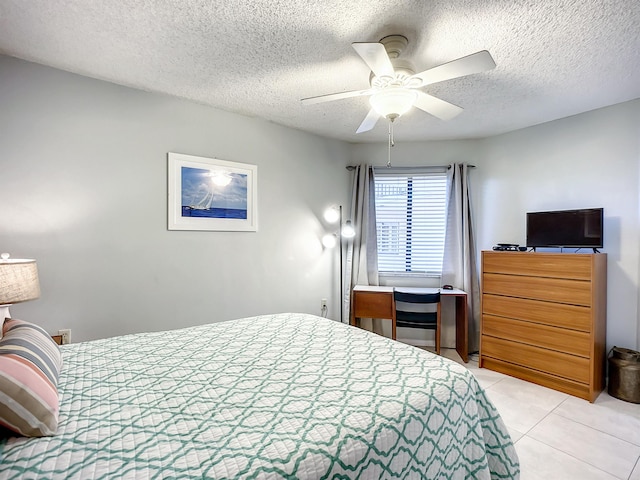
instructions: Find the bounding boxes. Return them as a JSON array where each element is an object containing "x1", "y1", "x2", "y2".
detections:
[{"x1": 0, "y1": 313, "x2": 519, "y2": 479}]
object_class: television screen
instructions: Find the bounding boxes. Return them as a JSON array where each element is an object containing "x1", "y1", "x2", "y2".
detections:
[{"x1": 526, "y1": 208, "x2": 603, "y2": 248}]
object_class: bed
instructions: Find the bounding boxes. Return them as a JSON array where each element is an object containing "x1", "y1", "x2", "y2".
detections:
[{"x1": 0, "y1": 312, "x2": 519, "y2": 479}]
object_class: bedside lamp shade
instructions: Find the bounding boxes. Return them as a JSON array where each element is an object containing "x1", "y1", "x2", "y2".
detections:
[{"x1": 0, "y1": 253, "x2": 40, "y2": 322}]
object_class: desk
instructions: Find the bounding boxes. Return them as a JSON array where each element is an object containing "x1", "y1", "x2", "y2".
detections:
[{"x1": 350, "y1": 285, "x2": 469, "y2": 363}]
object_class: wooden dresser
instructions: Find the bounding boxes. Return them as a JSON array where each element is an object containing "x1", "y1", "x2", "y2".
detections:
[{"x1": 480, "y1": 251, "x2": 607, "y2": 402}]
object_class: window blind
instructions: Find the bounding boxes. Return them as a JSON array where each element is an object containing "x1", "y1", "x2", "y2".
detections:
[{"x1": 374, "y1": 172, "x2": 448, "y2": 275}]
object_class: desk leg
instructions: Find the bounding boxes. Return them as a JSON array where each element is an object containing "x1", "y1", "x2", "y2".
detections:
[
  {"x1": 391, "y1": 312, "x2": 396, "y2": 340},
  {"x1": 455, "y1": 295, "x2": 469, "y2": 363}
]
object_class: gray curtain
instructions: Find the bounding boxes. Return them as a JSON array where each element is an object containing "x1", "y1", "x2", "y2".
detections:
[
  {"x1": 344, "y1": 165, "x2": 379, "y2": 328},
  {"x1": 442, "y1": 163, "x2": 481, "y2": 353}
]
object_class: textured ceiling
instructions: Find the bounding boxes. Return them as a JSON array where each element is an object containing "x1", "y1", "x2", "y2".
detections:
[{"x1": 1, "y1": 0, "x2": 639, "y2": 143}]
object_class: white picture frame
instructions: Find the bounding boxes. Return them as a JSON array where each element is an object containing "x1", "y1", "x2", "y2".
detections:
[{"x1": 168, "y1": 152, "x2": 258, "y2": 231}]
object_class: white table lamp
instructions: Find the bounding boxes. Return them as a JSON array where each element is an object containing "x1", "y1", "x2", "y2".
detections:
[{"x1": 0, "y1": 253, "x2": 40, "y2": 328}]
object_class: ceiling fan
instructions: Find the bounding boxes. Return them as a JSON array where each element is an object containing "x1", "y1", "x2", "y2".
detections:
[{"x1": 301, "y1": 35, "x2": 496, "y2": 133}]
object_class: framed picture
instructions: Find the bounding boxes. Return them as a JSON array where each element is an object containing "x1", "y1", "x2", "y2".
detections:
[{"x1": 168, "y1": 152, "x2": 257, "y2": 231}]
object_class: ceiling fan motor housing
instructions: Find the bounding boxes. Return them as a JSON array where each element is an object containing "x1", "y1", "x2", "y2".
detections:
[
  {"x1": 370, "y1": 36, "x2": 418, "y2": 88},
  {"x1": 370, "y1": 57, "x2": 418, "y2": 88},
  {"x1": 379, "y1": 35, "x2": 408, "y2": 58}
]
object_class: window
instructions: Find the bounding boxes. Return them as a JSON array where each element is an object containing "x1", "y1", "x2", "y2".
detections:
[{"x1": 374, "y1": 170, "x2": 448, "y2": 275}]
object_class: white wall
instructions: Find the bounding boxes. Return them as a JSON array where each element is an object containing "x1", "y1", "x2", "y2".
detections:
[
  {"x1": 0, "y1": 56, "x2": 351, "y2": 341},
  {"x1": 476, "y1": 100, "x2": 640, "y2": 352},
  {"x1": 352, "y1": 101, "x2": 640, "y2": 351}
]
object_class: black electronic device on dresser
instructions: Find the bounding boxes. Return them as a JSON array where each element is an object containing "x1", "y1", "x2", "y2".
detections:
[
  {"x1": 526, "y1": 208, "x2": 603, "y2": 252},
  {"x1": 492, "y1": 244, "x2": 527, "y2": 252}
]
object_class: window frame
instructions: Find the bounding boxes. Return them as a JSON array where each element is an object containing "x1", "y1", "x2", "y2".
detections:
[{"x1": 373, "y1": 166, "x2": 449, "y2": 278}]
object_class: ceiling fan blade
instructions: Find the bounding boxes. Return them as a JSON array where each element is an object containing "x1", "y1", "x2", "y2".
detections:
[
  {"x1": 413, "y1": 50, "x2": 496, "y2": 86},
  {"x1": 301, "y1": 88, "x2": 374, "y2": 105},
  {"x1": 414, "y1": 91, "x2": 463, "y2": 121},
  {"x1": 356, "y1": 108, "x2": 380, "y2": 133},
  {"x1": 352, "y1": 42, "x2": 395, "y2": 78}
]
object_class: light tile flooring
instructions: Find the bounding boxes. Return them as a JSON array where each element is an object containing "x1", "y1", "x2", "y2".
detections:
[{"x1": 440, "y1": 348, "x2": 640, "y2": 480}]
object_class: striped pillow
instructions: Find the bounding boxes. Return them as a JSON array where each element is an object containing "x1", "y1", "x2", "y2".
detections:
[{"x1": 0, "y1": 318, "x2": 62, "y2": 437}]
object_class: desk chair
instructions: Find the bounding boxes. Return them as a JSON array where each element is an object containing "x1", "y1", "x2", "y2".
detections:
[{"x1": 392, "y1": 289, "x2": 441, "y2": 354}]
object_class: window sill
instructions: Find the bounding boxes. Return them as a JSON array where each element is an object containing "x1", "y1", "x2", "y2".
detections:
[{"x1": 379, "y1": 273, "x2": 442, "y2": 279}]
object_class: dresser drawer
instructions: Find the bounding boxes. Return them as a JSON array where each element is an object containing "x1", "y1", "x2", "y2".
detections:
[
  {"x1": 480, "y1": 357, "x2": 593, "y2": 401},
  {"x1": 483, "y1": 273, "x2": 592, "y2": 306},
  {"x1": 482, "y1": 314, "x2": 591, "y2": 357},
  {"x1": 482, "y1": 336, "x2": 590, "y2": 384},
  {"x1": 482, "y1": 252, "x2": 593, "y2": 280},
  {"x1": 482, "y1": 294, "x2": 591, "y2": 331}
]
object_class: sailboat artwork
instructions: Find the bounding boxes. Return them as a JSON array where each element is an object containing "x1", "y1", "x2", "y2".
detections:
[
  {"x1": 181, "y1": 167, "x2": 248, "y2": 219},
  {"x1": 168, "y1": 152, "x2": 257, "y2": 232}
]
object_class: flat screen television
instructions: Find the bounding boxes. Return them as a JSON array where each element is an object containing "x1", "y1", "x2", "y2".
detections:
[{"x1": 526, "y1": 208, "x2": 603, "y2": 249}]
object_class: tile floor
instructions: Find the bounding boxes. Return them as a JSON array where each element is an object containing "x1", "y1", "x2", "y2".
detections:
[{"x1": 440, "y1": 348, "x2": 640, "y2": 480}]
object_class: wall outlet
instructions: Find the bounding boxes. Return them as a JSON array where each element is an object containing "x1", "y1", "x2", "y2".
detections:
[
  {"x1": 58, "y1": 329, "x2": 71, "y2": 345},
  {"x1": 321, "y1": 298, "x2": 327, "y2": 309}
]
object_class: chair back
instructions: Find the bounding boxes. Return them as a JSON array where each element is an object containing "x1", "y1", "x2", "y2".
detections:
[
  {"x1": 393, "y1": 290, "x2": 441, "y2": 330},
  {"x1": 391, "y1": 288, "x2": 442, "y2": 353},
  {"x1": 393, "y1": 291, "x2": 440, "y2": 304}
]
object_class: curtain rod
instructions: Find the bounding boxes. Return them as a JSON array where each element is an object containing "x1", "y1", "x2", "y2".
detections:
[{"x1": 346, "y1": 164, "x2": 476, "y2": 170}]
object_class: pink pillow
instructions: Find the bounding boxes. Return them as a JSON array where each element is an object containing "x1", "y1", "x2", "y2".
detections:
[{"x1": 0, "y1": 318, "x2": 62, "y2": 436}]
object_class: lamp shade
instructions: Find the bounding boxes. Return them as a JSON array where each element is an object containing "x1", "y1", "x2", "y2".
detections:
[
  {"x1": 369, "y1": 88, "x2": 417, "y2": 119},
  {"x1": 0, "y1": 254, "x2": 40, "y2": 305},
  {"x1": 342, "y1": 221, "x2": 356, "y2": 239},
  {"x1": 322, "y1": 233, "x2": 338, "y2": 249},
  {"x1": 323, "y1": 206, "x2": 340, "y2": 224}
]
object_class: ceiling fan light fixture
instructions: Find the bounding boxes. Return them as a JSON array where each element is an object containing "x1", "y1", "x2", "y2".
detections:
[{"x1": 369, "y1": 88, "x2": 417, "y2": 119}]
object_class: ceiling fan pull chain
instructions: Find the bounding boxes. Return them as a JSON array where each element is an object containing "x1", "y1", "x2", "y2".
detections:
[
  {"x1": 391, "y1": 119, "x2": 395, "y2": 148},
  {"x1": 387, "y1": 119, "x2": 392, "y2": 168}
]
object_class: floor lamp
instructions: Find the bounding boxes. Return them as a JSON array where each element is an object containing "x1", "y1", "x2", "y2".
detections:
[{"x1": 323, "y1": 206, "x2": 355, "y2": 323}]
